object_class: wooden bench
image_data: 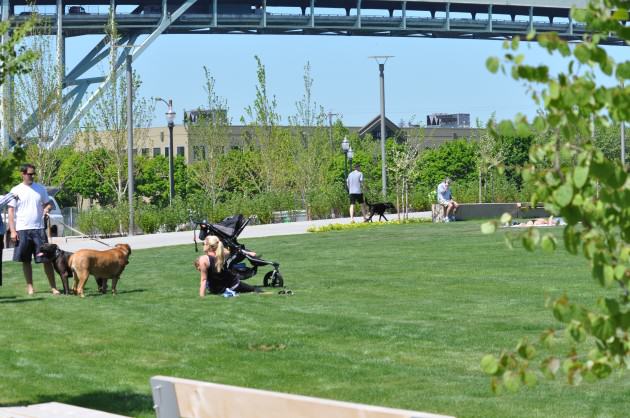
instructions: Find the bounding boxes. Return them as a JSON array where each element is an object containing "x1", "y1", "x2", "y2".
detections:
[
  {"x1": 150, "y1": 376, "x2": 454, "y2": 418},
  {"x1": 431, "y1": 203, "x2": 549, "y2": 223}
]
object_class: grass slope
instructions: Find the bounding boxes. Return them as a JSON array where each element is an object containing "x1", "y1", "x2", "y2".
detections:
[{"x1": 0, "y1": 222, "x2": 627, "y2": 418}]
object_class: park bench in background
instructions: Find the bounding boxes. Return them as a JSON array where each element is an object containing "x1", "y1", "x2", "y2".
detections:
[
  {"x1": 150, "y1": 376, "x2": 454, "y2": 418},
  {"x1": 431, "y1": 203, "x2": 549, "y2": 223}
]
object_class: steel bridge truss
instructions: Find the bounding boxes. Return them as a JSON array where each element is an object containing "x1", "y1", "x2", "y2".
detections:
[{"x1": 0, "y1": 0, "x2": 624, "y2": 148}]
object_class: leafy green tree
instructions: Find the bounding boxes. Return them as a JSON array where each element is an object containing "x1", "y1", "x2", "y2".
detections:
[
  {"x1": 13, "y1": 24, "x2": 66, "y2": 186},
  {"x1": 135, "y1": 155, "x2": 189, "y2": 206},
  {"x1": 0, "y1": 14, "x2": 38, "y2": 88},
  {"x1": 481, "y1": 0, "x2": 630, "y2": 390},
  {"x1": 187, "y1": 66, "x2": 231, "y2": 206},
  {"x1": 0, "y1": 14, "x2": 38, "y2": 190},
  {"x1": 241, "y1": 55, "x2": 289, "y2": 194},
  {"x1": 476, "y1": 118, "x2": 504, "y2": 203},
  {"x1": 78, "y1": 10, "x2": 153, "y2": 207},
  {"x1": 389, "y1": 137, "x2": 423, "y2": 218},
  {"x1": 287, "y1": 62, "x2": 333, "y2": 216},
  {"x1": 416, "y1": 139, "x2": 479, "y2": 190}
]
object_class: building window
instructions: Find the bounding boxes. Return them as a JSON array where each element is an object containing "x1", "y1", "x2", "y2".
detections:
[
  {"x1": 153, "y1": 147, "x2": 161, "y2": 157},
  {"x1": 165, "y1": 147, "x2": 170, "y2": 157},
  {"x1": 132, "y1": 149, "x2": 137, "y2": 156},
  {"x1": 177, "y1": 146, "x2": 185, "y2": 156},
  {"x1": 160, "y1": 131, "x2": 164, "y2": 142},
  {"x1": 141, "y1": 148, "x2": 150, "y2": 156}
]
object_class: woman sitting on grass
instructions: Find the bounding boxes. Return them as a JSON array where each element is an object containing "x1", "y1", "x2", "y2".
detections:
[{"x1": 195, "y1": 235, "x2": 260, "y2": 297}]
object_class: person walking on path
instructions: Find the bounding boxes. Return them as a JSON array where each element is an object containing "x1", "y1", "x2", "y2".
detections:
[
  {"x1": 0, "y1": 191, "x2": 16, "y2": 287},
  {"x1": 346, "y1": 163, "x2": 368, "y2": 223},
  {"x1": 7, "y1": 164, "x2": 60, "y2": 295},
  {"x1": 437, "y1": 177, "x2": 459, "y2": 222}
]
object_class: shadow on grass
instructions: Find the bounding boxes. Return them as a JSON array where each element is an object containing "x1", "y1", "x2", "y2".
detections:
[
  {"x1": 0, "y1": 391, "x2": 154, "y2": 416},
  {"x1": 84, "y1": 288, "x2": 147, "y2": 298},
  {"x1": 0, "y1": 297, "x2": 45, "y2": 304}
]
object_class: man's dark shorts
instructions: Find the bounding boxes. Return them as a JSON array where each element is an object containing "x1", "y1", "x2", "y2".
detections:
[
  {"x1": 12, "y1": 229, "x2": 49, "y2": 263},
  {"x1": 349, "y1": 193, "x2": 364, "y2": 204}
]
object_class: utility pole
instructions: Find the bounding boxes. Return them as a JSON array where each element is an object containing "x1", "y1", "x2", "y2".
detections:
[
  {"x1": 126, "y1": 54, "x2": 135, "y2": 235},
  {"x1": 369, "y1": 56, "x2": 394, "y2": 199}
]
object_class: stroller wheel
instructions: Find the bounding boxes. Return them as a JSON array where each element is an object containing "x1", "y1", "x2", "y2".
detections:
[{"x1": 263, "y1": 271, "x2": 284, "y2": 288}]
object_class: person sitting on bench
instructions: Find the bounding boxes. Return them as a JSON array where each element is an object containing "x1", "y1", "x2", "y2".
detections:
[{"x1": 437, "y1": 177, "x2": 459, "y2": 222}]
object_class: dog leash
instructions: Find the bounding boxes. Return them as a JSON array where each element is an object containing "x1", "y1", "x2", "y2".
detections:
[{"x1": 57, "y1": 220, "x2": 113, "y2": 248}]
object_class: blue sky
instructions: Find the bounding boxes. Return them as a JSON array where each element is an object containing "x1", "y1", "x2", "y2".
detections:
[{"x1": 64, "y1": 32, "x2": 626, "y2": 129}]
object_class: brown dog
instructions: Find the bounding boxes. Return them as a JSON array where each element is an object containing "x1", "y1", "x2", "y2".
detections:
[{"x1": 70, "y1": 244, "x2": 132, "y2": 297}]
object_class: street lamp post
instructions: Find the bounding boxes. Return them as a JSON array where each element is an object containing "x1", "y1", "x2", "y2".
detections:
[
  {"x1": 154, "y1": 97, "x2": 176, "y2": 204},
  {"x1": 341, "y1": 136, "x2": 349, "y2": 181},
  {"x1": 166, "y1": 101, "x2": 175, "y2": 204},
  {"x1": 369, "y1": 55, "x2": 393, "y2": 200}
]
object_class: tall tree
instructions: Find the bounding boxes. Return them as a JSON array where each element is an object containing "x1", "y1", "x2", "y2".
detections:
[
  {"x1": 482, "y1": 0, "x2": 630, "y2": 389},
  {"x1": 242, "y1": 55, "x2": 288, "y2": 194},
  {"x1": 13, "y1": 21, "x2": 66, "y2": 186},
  {"x1": 288, "y1": 62, "x2": 332, "y2": 215},
  {"x1": 187, "y1": 66, "x2": 231, "y2": 206},
  {"x1": 78, "y1": 9, "x2": 153, "y2": 205},
  {"x1": 0, "y1": 14, "x2": 38, "y2": 190}
]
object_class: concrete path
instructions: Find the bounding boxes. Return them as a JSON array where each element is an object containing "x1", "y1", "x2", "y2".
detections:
[{"x1": 2, "y1": 212, "x2": 431, "y2": 261}]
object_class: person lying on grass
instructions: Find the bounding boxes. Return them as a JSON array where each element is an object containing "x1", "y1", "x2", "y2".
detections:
[
  {"x1": 194, "y1": 235, "x2": 261, "y2": 297},
  {"x1": 511, "y1": 217, "x2": 565, "y2": 227}
]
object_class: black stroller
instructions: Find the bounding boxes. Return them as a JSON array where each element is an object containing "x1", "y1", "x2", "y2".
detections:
[{"x1": 193, "y1": 214, "x2": 284, "y2": 288}]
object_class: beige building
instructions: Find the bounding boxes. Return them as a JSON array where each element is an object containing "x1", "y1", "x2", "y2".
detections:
[{"x1": 133, "y1": 123, "x2": 482, "y2": 165}]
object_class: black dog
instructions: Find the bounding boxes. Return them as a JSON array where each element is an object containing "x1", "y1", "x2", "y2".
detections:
[
  {"x1": 365, "y1": 201, "x2": 396, "y2": 222},
  {"x1": 39, "y1": 243, "x2": 108, "y2": 295},
  {"x1": 38, "y1": 243, "x2": 74, "y2": 295}
]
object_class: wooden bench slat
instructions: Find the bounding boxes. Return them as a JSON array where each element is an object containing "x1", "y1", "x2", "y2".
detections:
[{"x1": 151, "y1": 376, "x2": 454, "y2": 418}]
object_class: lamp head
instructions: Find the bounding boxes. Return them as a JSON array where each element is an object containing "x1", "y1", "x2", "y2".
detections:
[
  {"x1": 341, "y1": 137, "x2": 349, "y2": 152},
  {"x1": 166, "y1": 99, "x2": 176, "y2": 126},
  {"x1": 347, "y1": 147, "x2": 354, "y2": 160}
]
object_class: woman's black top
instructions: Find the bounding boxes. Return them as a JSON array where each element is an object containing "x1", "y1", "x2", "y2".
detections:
[{"x1": 205, "y1": 254, "x2": 238, "y2": 294}]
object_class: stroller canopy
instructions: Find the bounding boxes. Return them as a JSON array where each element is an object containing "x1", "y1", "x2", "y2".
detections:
[{"x1": 210, "y1": 214, "x2": 247, "y2": 240}]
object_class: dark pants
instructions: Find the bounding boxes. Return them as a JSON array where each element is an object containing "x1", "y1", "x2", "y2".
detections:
[{"x1": 231, "y1": 280, "x2": 259, "y2": 293}]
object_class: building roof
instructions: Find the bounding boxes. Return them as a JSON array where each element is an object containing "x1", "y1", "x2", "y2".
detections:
[{"x1": 358, "y1": 115, "x2": 401, "y2": 138}]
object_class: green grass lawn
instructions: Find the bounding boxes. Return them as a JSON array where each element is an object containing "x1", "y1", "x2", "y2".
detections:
[{"x1": 1, "y1": 222, "x2": 628, "y2": 418}]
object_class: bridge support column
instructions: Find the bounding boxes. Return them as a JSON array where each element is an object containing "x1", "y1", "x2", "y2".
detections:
[
  {"x1": 56, "y1": 0, "x2": 65, "y2": 144},
  {"x1": 401, "y1": 1, "x2": 406, "y2": 29},
  {"x1": 212, "y1": 0, "x2": 217, "y2": 27},
  {"x1": 445, "y1": 2, "x2": 450, "y2": 31},
  {"x1": 487, "y1": 4, "x2": 493, "y2": 32},
  {"x1": 1, "y1": 0, "x2": 12, "y2": 149}
]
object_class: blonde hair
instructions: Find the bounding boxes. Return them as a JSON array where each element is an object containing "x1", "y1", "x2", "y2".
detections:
[{"x1": 203, "y1": 235, "x2": 227, "y2": 272}]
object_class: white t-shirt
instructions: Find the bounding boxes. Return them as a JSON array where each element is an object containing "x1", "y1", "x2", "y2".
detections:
[
  {"x1": 437, "y1": 181, "x2": 452, "y2": 203},
  {"x1": 7, "y1": 182, "x2": 50, "y2": 231},
  {"x1": 347, "y1": 170, "x2": 364, "y2": 194}
]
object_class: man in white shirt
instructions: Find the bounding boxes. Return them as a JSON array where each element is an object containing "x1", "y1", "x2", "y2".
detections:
[
  {"x1": 436, "y1": 177, "x2": 459, "y2": 222},
  {"x1": 346, "y1": 163, "x2": 368, "y2": 223},
  {"x1": 8, "y1": 164, "x2": 60, "y2": 295}
]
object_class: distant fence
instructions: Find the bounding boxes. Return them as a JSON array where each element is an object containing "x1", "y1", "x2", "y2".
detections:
[{"x1": 61, "y1": 207, "x2": 79, "y2": 236}]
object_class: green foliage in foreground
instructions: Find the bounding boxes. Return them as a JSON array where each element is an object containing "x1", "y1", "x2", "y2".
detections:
[
  {"x1": 1, "y1": 223, "x2": 629, "y2": 418},
  {"x1": 482, "y1": 0, "x2": 630, "y2": 390}
]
